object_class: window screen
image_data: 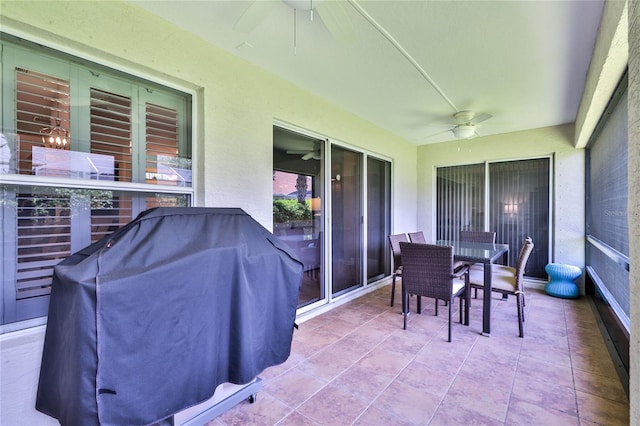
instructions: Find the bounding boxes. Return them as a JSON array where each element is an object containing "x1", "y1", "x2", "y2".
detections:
[{"x1": 587, "y1": 88, "x2": 629, "y2": 318}]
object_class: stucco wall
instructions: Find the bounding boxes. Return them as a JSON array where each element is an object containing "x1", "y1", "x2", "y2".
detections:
[
  {"x1": 0, "y1": 0, "x2": 418, "y2": 231},
  {"x1": 574, "y1": 0, "x2": 628, "y2": 149},
  {"x1": 417, "y1": 123, "x2": 585, "y2": 272},
  {"x1": 0, "y1": 1, "x2": 418, "y2": 423}
]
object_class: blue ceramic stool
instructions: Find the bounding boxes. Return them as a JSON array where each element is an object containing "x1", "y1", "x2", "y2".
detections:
[{"x1": 545, "y1": 263, "x2": 581, "y2": 299}]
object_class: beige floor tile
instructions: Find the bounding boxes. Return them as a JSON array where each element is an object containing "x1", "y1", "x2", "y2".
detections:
[
  {"x1": 296, "y1": 384, "x2": 370, "y2": 425},
  {"x1": 353, "y1": 404, "x2": 414, "y2": 426},
  {"x1": 431, "y1": 400, "x2": 504, "y2": 426},
  {"x1": 206, "y1": 283, "x2": 629, "y2": 425},
  {"x1": 370, "y1": 380, "x2": 442, "y2": 425},
  {"x1": 276, "y1": 410, "x2": 318, "y2": 425},
  {"x1": 511, "y1": 374, "x2": 578, "y2": 416},
  {"x1": 395, "y1": 360, "x2": 457, "y2": 399},
  {"x1": 442, "y1": 375, "x2": 511, "y2": 422},
  {"x1": 505, "y1": 395, "x2": 579, "y2": 425},
  {"x1": 354, "y1": 345, "x2": 414, "y2": 378},
  {"x1": 576, "y1": 389, "x2": 630, "y2": 425},
  {"x1": 331, "y1": 364, "x2": 394, "y2": 403},
  {"x1": 572, "y1": 368, "x2": 628, "y2": 404},
  {"x1": 216, "y1": 392, "x2": 293, "y2": 426},
  {"x1": 263, "y1": 367, "x2": 327, "y2": 408}
]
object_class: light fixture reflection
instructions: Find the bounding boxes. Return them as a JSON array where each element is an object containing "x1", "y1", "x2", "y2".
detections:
[{"x1": 37, "y1": 117, "x2": 70, "y2": 149}]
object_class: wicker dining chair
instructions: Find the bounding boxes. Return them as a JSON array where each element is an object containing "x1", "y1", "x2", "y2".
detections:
[
  {"x1": 388, "y1": 234, "x2": 409, "y2": 307},
  {"x1": 468, "y1": 237, "x2": 534, "y2": 337},
  {"x1": 459, "y1": 230, "x2": 496, "y2": 244},
  {"x1": 408, "y1": 231, "x2": 426, "y2": 243},
  {"x1": 399, "y1": 242, "x2": 470, "y2": 342}
]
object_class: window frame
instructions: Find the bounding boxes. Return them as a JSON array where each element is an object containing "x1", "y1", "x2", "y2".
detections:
[{"x1": 0, "y1": 34, "x2": 196, "y2": 330}]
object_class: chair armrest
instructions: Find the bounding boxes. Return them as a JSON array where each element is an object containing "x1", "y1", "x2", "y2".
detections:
[{"x1": 452, "y1": 265, "x2": 469, "y2": 278}]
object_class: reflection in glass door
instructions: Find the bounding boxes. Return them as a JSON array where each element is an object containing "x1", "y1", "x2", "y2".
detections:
[
  {"x1": 331, "y1": 145, "x2": 363, "y2": 296},
  {"x1": 272, "y1": 127, "x2": 325, "y2": 308}
]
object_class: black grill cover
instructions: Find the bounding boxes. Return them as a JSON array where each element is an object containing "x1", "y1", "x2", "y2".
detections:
[{"x1": 36, "y1": 207, "x2": 303, "y2": 425}]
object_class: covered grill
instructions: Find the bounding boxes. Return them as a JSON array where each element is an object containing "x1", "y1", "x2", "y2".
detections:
[{"x1": 36, "y1": 207, "x2": 303, "y2": 425}]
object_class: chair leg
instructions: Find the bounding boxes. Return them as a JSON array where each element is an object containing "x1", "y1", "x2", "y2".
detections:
[
  {"x1": 390, "y1": 274, "x2": 396, "y2": 307},
  {"x1": 403, "y1": 287, "x2": 409, "y2": 330},
  {"x1": 516, "y1": 293, "x2": 524, "y2": 338},
  {"x1": 435, "y1": 299, "x2": 439, "y2": 316},
  {"x1": 448, "y1": 300, "x2": 453, "y2": 342},
  {"x1": 417, "y1": 296, "x2": 422, "y2": 314}
]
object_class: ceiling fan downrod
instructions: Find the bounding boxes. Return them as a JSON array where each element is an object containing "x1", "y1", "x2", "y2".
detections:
[{"x1": 293, "y1": 8, "x2": 297, "y2": 55}]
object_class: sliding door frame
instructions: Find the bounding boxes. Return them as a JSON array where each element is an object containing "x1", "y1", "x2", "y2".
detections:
[
  {"x1": 435, "y1": 154, "x2": 554, "y2": 272},
  {"x1": 273, "y1": 120, "x2": 392, "y2": 316}
]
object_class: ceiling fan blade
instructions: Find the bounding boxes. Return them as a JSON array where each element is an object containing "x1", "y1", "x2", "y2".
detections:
[
  {"x1": 423, "y1": 128, "x2": 453, "y2": 139},
  {"x1": 301, "y1": 151, "x2": 315, "y2": 160},
  {"x1": 233, "y1": 1, "x2": 278, "y2": 33},
  {"x1": 470, "y1": 113, "x2": 492, "y2": 124},
  {"x1": 316, "y1": 1, "x2": 357, "y2": 43},
  {"x1": 286, "y1": 149, "x2": 311, "y2": 154}
]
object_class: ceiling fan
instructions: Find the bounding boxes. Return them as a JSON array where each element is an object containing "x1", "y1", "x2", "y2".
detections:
[
  {"x1": 234, "y1": 0, "x2": 356, "y2": 44},
  {"x1": 427, "y1": 110, "x2": 493, "y2": 140},
  {"x1": 286, "y1": 146, "x2": 322, "y2": 160}
]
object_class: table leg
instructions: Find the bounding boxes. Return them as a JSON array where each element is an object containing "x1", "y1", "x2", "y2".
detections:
[
  {"x1": 464, "y1": 274, "x2": 470, "y2": 326},
  {"x1": 482, "y1": 263, "x2": 492, "y2": 336}
]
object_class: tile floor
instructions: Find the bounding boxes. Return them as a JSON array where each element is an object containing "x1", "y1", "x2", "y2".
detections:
[{"x1": 211, "y1": 285, "x2": 629, "y2": 425}]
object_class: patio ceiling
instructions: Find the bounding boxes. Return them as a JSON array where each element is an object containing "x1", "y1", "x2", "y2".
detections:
[{"x1": 131, "y1": 0, "x2": 604, "y2": 145}]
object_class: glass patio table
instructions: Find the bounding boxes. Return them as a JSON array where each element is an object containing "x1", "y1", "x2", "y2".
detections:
[{"x1": 435, "y1": 240, "x2": 509, "y2": 336}]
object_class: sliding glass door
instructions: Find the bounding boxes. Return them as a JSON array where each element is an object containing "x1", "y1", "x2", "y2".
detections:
[
  {"x1": 273, "y1": 125, "x2": 392, "y2": 309},
  {"x1": 272, "y1": 127, "x2": 325, "y2": 308},
  {"x1": 331, "y1": 145, "x2": 363, "y2": 295},
  {"x1": 489, "y1": 159, "x2": 550, "y2": 277},
  {"x1": 436, "y1": 163, "x2": 485, "y2": 240},
  {"x1": 367, "y1": 157, "x2": 391, "y2": 283},
  {"x1": 437, "y1": 158, "x2": 550, "y2": 278}
]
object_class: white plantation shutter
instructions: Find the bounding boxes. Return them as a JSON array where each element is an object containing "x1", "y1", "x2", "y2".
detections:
[
  {"x1": 16, "y1": 191, "x2": 71, "y2": 299},
  {"x1": 145, "y1": 103, "x2": 180, "y2": 185},
  {"x1": 1, "y1": 40, "x2": 192, "y2": 325},
  {"x1": 90, "y1": 192, "x2": 134, "y2": 243},
  {"x1": 15, "y1": 68, "x2": 71, "y2": 175},
  {"x1": 90, "y1": 88, "x2": 133, "y2": 182}
]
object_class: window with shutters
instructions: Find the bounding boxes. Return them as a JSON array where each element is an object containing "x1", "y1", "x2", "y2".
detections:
[{"x1": 1, "y1": 36, "x2": 193, "y2": 327}]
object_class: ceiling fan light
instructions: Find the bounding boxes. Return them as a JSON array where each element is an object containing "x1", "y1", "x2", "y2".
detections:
[{"x1": 452, "y1": 125, "x2": 475, "y2": 139}]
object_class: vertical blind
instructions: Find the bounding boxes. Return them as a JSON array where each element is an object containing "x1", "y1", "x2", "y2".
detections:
[
  {"x1": 436, "y1": 163, "x2": 485, "y2": 240},
  {"x1": 489, "y1": 158, "x2": 550, "y2": 277},
  {"x1": 437, "y1": 159, "x2": 550, "y2": 278}
]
